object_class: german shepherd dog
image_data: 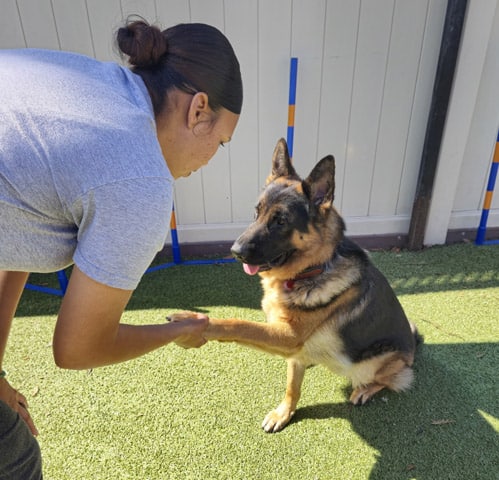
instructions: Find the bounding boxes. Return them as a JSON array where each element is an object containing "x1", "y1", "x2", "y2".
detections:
[{"x1": 171, "y1": 138, "x2": 421, "y2": 432}]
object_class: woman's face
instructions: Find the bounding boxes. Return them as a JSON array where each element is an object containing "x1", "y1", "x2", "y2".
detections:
[{"x1": 158, "y1": 91, "x2": 239, "y2": 179}]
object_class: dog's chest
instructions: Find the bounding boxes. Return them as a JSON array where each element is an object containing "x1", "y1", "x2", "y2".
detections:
[
  {"x1": 293, "y1": 325, "x2": 352, "y2": 374},
  {"x1": 261, "y1": 279, "x2": 335, "y2": 314},
  {"x1": 261, "y1": 286, "x2": 352, "y2": 374}
]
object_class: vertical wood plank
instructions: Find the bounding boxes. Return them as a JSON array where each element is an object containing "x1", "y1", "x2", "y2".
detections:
[
  {"x1": 317, "y1": 0, "x2": 360, "y2": 213},
  {"x1": 16, "y1": 0, "x2": 60, "y2": 49},
  {"x1": 51, "y1": 0, "x2": 94, "y2": 56},
  {"x1": 192, "y1": 0, "x2": 232, "y2": 224},
  {"x1": 0, "y1": 0, "x2": 26, "y2": 48},
  {"x1": 155, "y1": 0, "x2": 190, "y2": 26},
  {"x1": 369, "y1": 0, "x2": 428, "y2": 216},
  {"x1": 453, "y1": 1, "x2": 499, "y2": 212},
  {"x1": 290, "y1": 0, "x2": 326, "y2": 179},
  {"x1": 341, "y1": 0, "x2": 394, "y2": 217},
  {"x1": 173, "y1": 0, "x2": 231, "y2": 226},
  {"x1": 86, "y1": 0, "x2": 123, "y2": 61},
  {"x1": 396, "y1": 0, "x2": 447, "y2": 215},
  {"x1": 257, "y1": 0, "x2": 292, "y2": 186},
  {"x1": 189, "y1": 0, "x2": 223, "y2": 29},
  {"x1": 120, "y1": 0, "x2": 157, "y2": 22},
  {"x1": 225, "y1": 0, "x2": 259, "y2": 223}
]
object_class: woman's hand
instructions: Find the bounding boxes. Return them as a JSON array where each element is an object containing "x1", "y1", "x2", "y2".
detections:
[
  {"x1": 54, "y1": 267, "x2": 210, "y2": 369},
  {"x1": 166, "y1": 312, "x2": 209, "y2": 349},
  {"x1": 0, "y1": 377, "x2": 38, "y2": 436}
]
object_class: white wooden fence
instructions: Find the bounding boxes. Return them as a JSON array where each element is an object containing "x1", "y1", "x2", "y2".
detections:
[{"x1": 1, "y1": 0, "x2": 498, "y2": 246}]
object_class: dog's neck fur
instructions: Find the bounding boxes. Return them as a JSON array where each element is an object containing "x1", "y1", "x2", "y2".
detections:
[
  {"x1": 281, "y1": 235, "x2": 357, "y2": 294},
  {"x1": 283, "y1": 264, "x2": 326, "y2": 291}
]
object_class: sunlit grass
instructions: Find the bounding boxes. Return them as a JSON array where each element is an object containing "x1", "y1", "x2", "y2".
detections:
[{"x1": 7, "y1": 243, "x2": 499, "y2": 479}]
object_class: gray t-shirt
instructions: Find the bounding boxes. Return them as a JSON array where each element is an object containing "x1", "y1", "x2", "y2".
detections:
[{"x1": 0, "y1": 49, "x2": 173, "y2": 290}]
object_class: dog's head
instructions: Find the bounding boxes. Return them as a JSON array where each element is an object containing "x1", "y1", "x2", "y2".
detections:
[{"x1": 232, "y1": 138, "x2": 345, "y2": 279}]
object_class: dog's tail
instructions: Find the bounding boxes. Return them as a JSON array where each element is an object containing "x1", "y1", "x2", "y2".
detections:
[{"x1": 410, "y1": 322, "x2": 424, "y2": 347}]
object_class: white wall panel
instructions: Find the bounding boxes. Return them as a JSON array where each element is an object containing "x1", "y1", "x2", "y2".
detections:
[
  {"x1": 2, "y1": 0, "x2": 494, "y2": 243},
  {"x1": 453, "y1": 1, "x2": 499, "y2": 214},
  {"x1": 155, "y1": 0, "x2": 190, "y2": 26},
  {"x1": 16, "y1": 0, "x2": 59, "y2": 49},
  {"x1": 317, "y1": 0, "x2": 359, "y2": 213},
  {"x1": 289, "y1": 0, "x2": 326, "y2": 178},
  {"x1": 341, "y1": 0, "x2": 393, "y2": 217},
  {"x1": 120, "y1": 0, "x2": 156, "y2": 23},
  {"x1": 174, "y1": 0, "x2": 232, "y2": 227},
  {"x1": 51, "y1": 0, "x2": 94, "y2": 56},
  {"x1": 0, "y1": 0, "x2": 25, "y2": 48},
  {"x1": 193, "y1": 1, "x2": 232, "y2": 225},
  {"x1": 369, "y1": 0, "x2": 428, "y2": 217},
  {"x1": 395, "y1": 0, "x2": 447, "y2": 216},
  {"x1": 225, "y1": 0, "x2": 260, "y2": 222},
  {"x1": 86, "y1": 0, "x2": 122, "y2": 61},
  {"x1": 257, "y1": 0, "x2": 292, "y2": 187}
]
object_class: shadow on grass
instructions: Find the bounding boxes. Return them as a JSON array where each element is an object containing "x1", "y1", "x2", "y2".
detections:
[
  {"x1": 292, "y1": 342, "x2": 498, "y2": 479},
  {"x1": 371, "y1": 245, "x2": 499, "y2": 296},
  {"x1": 15, "y1": 246, "x2": 498, "y2": 478},
  {"x1": 18, "y1": 261, "x2": 263, "y2": 316},
  {"x1": 17, "y1": 244, "x2": 499, "y2": 317}
]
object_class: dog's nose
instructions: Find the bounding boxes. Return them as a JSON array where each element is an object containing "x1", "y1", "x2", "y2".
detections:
[{"x1": 231, "y1": 240, "x2": 244, "y2": 261}]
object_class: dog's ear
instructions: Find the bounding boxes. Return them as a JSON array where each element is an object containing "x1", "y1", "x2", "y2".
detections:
[
  {"x1": 267, "y1": 138, "x2": 297, "y2": 183},
  {"x1": 302, "y1": 155, "x2": 335, "y2": 207}
]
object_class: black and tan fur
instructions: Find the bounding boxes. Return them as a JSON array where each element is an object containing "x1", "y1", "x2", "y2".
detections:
[{"x1": 171, "y1": 138, "x2": 421, "y2": 433}]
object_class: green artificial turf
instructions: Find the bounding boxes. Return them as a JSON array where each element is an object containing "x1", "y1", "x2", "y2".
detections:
[{"x1": 6, "y1": 243, "x2": 499, "y2": 479}]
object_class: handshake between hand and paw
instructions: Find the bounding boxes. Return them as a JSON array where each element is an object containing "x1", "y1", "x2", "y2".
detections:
[{"x1": 167, "y1": 311, "x2": 211, "y2": 349}]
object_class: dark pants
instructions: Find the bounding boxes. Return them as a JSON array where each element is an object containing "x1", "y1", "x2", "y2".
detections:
[{"x1": 0, "y1": 400, "x2": 42, "y2": 479}]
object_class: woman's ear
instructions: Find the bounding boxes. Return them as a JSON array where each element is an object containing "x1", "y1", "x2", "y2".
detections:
[{"x1": 187, "y1": 92, "x2": 211, "y2": 130}]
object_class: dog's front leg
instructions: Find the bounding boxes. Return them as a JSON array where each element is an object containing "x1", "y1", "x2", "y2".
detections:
[
  {"x1": 262, "y1": 359, "x2": 306, "y2": 433},
  {"x1": 205, "y1": 317, "x2": 304, "y2": 357}
]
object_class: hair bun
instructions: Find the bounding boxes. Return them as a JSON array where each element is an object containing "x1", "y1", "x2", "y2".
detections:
[{"x1": 116, "y1": 20, "x2": 168, "y2": 68}]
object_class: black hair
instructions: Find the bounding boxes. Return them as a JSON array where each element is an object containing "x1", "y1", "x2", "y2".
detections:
[{"x1": 116, "y1": 19, "x2": 243, "y2": 116}]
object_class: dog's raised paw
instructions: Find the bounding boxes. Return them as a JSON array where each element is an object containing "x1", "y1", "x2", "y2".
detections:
[{"x1": 166, "y1": 311, "x2": 198, "y2": 323}]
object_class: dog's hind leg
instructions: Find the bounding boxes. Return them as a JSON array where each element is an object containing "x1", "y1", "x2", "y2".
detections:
[
  {"x1": 349, "y1": 383, "x2": 385, "y2": 405},
  {"x1": 262, "y1": 359, "x2": 305, "y2": 433},
  {"x1": 349, "y1": 353, "x2": 414, "y2": 405}
]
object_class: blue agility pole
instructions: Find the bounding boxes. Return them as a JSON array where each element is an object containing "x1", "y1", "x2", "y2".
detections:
[
  {"x1": 169, "y1": 202, "x2": 182, "y2": 264},
  {"x1": 146, "y1": 256, "x2": 236, "y2": 273},
  {"x1": 25, "y1": 269, "x2": 68, "y2": 297},
  {"x1": 145, "y1": 199, "x2": 236, "y2": 273},
  {"x1": 475, "y1": 129, "x2": 499, "y2": 246},
  {"x1": 145, "y1": 200, "x2": 235, "y2": 272},
  {"x1": 287, "y1": 57, "x2": 298, "y2": 158}
]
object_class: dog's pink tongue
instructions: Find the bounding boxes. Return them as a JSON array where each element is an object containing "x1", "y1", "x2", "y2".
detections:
[{"x1": 243, "y1": 263, "x2": 260, "y2": 275}]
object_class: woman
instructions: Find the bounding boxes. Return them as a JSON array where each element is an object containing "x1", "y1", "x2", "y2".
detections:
[{"x1": 0, "y1": 19, "x2": 242, "y2": 478}]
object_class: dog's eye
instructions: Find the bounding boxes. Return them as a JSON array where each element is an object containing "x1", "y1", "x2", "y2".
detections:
[{"x1": 273, "y1": 212, "x2": 287, "y2": 226}]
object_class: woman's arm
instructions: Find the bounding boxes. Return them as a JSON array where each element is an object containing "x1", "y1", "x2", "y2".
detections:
[{"x1": 53, "y1": 266, "x2": 207, "y2": 370}]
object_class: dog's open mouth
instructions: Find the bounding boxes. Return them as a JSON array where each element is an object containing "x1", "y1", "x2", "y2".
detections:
[{"x1": 242, "y1": 250, "x2": 296, "y2": 276}]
